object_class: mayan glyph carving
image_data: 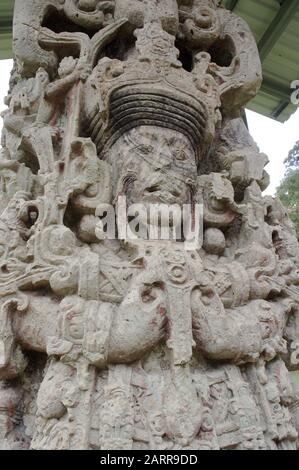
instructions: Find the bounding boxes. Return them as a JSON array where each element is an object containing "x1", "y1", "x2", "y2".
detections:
[{"x1": 0, "y1": 0, "x2": 298, "y2": 450}]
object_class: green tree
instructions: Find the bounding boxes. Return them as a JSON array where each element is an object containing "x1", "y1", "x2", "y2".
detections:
[
  {"x1": 276, "y1": 140, "x2": 299, "y2": 239},
  {"x1": 285, "y1": 140, "x2": 299, "y2": 171}
]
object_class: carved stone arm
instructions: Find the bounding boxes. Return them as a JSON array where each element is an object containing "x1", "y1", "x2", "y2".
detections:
[
  {"x1": 283, "y1": 302, "x2": 299, "y2": 371},
  {"x1": 13, "y1": 294, "x2": 59, "y2": 354},
  {"x1": 108, "y1": 279, "x2": 167, "y2": 364},
  {"x1": 22, "y1": 271, "x2": 168, "y2": 368},
  {"x1": 0, "y1": 295, "x2": 30, "y2": 379},
  {"x1": 45, "y1": 67, "x2": 87, "y2": 102},
  {"x1": 191, "y1": 283, "x2": 284, "y2": 364}
]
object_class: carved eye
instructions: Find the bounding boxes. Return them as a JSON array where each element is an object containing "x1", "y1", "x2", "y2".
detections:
[
  {"x1": 85, "y1": 183, "x2": 98, "y2": 197},
  {"x1": 138, "y1": 145, "x2": 154, "y2": 155},
  {"x1": 174, "y1": 149, "x2": 187, "y2": 161}
]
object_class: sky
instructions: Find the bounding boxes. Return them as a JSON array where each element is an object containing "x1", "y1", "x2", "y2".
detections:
[{"x1": 0, "y1": 58, "x2": 298, "y2": 195}]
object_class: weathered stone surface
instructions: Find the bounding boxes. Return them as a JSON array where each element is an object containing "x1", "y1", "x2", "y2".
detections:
[{"x1": 0, "y1": 0, "x2": 298, "y2": 450}]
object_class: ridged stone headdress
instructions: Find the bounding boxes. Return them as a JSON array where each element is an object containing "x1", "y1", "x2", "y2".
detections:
[{"x1": 84, "y1": 18, "x2": 221, "y2": 161}]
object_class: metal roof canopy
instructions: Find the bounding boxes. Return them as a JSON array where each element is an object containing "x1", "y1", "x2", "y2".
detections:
[
  {"x1": 223, "y1": 0, "x2": 299, "y2": 122},
  {"x1": 0, "y1": 0, "x2": 299, "y2": 121},
  {"x1": 0, "y1": 0, "x2": 13, "y2": 60}
]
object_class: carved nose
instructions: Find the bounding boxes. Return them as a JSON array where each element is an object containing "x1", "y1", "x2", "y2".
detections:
[{"x1": 156, "y1": 151, "x2": 172, "y2": 169}]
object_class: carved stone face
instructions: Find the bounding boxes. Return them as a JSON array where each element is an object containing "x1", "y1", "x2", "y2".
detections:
[
  {"x1": 107, "y1": 126, "x2": 197, "y2": 208},
  {"x1": 149, "y1": 411, "x2": 165, "y2": 437},
  {"x1": 58, "y1": 57, "x2": 78, "y2": 78},
  {"x1": 36, "y1": 68, "x2": 50, "y2": 87}
]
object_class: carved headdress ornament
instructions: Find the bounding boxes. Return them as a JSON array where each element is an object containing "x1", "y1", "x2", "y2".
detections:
[{"x1": 84, "y1": 17, "x2": 221, "y2": 159}]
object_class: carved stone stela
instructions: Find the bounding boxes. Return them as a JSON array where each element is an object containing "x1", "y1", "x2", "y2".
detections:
[{"x1": 0, "y1": 0, "x2": 298, "y2": 450}]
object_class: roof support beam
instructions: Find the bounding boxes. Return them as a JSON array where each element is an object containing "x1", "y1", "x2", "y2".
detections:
[
  {"x1": 225, "y1": 0, "x2": 239, "y2": 11},
  {"x1": 271, "y1": 100, "x2": 290, "y2": 119},
  {"x1": 261, "y1": 78, "x2": 291, "y2": 101},
  {"x1": 0, "y1": 20, "x2": 13, "y2": 34},
  {"x1": 258, "y1": 0, "x2": 299, "y2": 63}
]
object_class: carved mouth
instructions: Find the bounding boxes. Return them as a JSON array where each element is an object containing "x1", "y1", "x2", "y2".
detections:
[
  {"x1": 144, "y1": 184, "x2": 183, "y2": 203},
  {"x1": 145, "y1": 184, "x2": 161, "y2": 194},
  {"x1": 169, "y1": 188, "x2": 181, "y2": 198}
]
